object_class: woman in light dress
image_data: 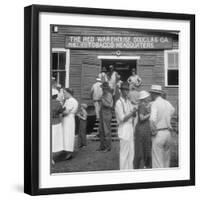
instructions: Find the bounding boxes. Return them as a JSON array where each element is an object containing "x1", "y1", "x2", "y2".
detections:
[
  {"x1": 62, "y1": 88, "x2": 79, "y2": 160},
  {"x1": 52, "y1": 88, "x2": 65, "y2": 164},
  {"x1": 134, "y1": 91, "x2": 152, "y2": 169},
  {"x1": 127, "y1": 68, "x2": 142, "y2": 89}
]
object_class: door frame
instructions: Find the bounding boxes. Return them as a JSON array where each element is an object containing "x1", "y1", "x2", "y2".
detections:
[{"x1": 97, "y1": 55, "x2": 141, "y2": 75}]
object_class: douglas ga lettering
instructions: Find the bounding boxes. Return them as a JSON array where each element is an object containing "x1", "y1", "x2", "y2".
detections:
[{"x1": 65, "y1": 36, "x2": 173, "y2": 49}]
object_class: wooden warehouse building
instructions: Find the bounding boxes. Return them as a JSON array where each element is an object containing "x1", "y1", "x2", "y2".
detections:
[{"x1": 51, "y1": 25, "x2": 179, "y2": 127}]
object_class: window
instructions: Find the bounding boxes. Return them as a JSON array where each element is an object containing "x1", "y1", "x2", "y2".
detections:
[
  {"x1": 165, "y1": 50, "x2": 179, "y2": 86},
  {"x1": 165, "y1": 50, "x2": 179, "y2": 87},
  {"x1": 52, "y1": 52, "x2": 66, "y2": 87}
]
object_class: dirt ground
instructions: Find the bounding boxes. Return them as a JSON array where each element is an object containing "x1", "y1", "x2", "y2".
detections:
[{"x1": 51, "y1": 132, "x2": 178, "y2": 174}]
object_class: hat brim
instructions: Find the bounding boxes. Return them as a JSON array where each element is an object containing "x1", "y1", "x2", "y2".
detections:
[
  {"x1": 139, "y1": 94, "x2": 150, "y2": 100},
  {"x1": 149, "y1": 89, "x2": 163, "y2": 94}
]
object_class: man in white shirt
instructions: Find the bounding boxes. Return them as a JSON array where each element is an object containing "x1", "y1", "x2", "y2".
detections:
[
  {"x1": 115, "y1": 82, "x2": 137, "y2": 170},
  {"x1": 149, "y1": 85, "x2": 175, "y2": 168},
  {"x1": 91, "y1": 77, "x2": 103, "y2": 119}
]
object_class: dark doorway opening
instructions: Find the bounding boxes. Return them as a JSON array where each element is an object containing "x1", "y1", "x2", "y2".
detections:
[{"x1": 101, "y1": 59, "x2": 137, "y2": 82}]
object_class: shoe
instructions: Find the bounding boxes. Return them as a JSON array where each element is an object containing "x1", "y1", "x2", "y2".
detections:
[
  {"x1": 96, "y1": 148, "x2": 105, "y2": 151},
  {"x1": 102, "y1": 148, "x2": 111, "y2": 153},
  {"x1": 64, "y1": 153, "x2": 72, "y2": 160}
]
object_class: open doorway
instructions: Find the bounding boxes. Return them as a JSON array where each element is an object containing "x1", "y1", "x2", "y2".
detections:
[{"x1": 101, "y1": 59, "x2": 137, "y2": 82}]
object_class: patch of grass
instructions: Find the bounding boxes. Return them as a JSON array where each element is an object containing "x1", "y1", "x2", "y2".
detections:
[{"x1": 51, "y1": 133, "x2": 178, "y2": 173}]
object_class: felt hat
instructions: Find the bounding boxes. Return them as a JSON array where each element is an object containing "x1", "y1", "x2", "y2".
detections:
[{"x1": 120, "y1": 82, "x2": 129, "y2": 90}]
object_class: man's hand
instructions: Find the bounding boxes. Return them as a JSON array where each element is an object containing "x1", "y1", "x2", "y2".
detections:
[
  {"x1": 131, "y1": 107, "x2": 138, "y2": 117},
  {"x1": 150, "y1": 121, "x2": 157, "y2": 136}
]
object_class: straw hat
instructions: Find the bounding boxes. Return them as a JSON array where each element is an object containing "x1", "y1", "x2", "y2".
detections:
[
  {"x1": 149, "y1": 85, "x2": 163, "y2": 94},
  {"x1": 139, "y1": 90, "x2": 150, "y2": 100},
  {"x1": 96, "y1": 77, "x2": 102, "y2": 82}
]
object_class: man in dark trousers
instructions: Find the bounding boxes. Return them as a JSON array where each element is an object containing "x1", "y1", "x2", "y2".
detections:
[{"x1": 97, "y1": 82, "x2": 113, "y2": 152}]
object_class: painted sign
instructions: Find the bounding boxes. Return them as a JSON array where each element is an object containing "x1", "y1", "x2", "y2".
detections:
[{"x1": 65, "y1": 35, "x2": 173, "y2": 49}]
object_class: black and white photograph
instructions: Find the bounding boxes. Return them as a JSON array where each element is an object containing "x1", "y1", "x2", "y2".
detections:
[
  {"x1": 24, "y1": 4, "x2": 195, "y2": 195},
  {"x1": 50, "y1": 25, "x2": 179, "y2": 173}
]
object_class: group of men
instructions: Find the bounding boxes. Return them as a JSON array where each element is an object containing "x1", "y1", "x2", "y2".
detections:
[{"x1": 91, "y1": 65, "x2": 175, "y2": 170}]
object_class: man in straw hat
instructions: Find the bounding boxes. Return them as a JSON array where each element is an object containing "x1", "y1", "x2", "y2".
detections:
[
  {"x1": 149, "y1": 85, "x2": 175, "y2": 168},
  {"x1": 91, "y1": 77, "x2": 103, "y2": 120},
  {"x1": 97, "y1": 82, "x2": 113, "y2": 152},
  {"x1": 115, "y1": 82, "x2": 137, "y2": 169}
]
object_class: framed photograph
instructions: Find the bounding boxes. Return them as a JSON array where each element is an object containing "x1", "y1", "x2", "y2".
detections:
[{"x1": 24, "y1": 4, "x2": 195, "y2": 195}]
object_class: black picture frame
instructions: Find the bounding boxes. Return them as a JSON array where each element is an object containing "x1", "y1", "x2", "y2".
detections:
[{"x1": 24, "y1": 4, "x2": 195, "y2": 196}]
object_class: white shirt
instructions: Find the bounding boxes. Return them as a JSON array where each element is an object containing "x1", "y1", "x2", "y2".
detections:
[
  {"x1": 150, "y1": 96, "x2": 175, "y2": 129},
  {"x1": 115, "y1": 97, "x2": 136, "y2": 140},
  {"x1": 91, "y1": 82, "x2": 103, "y2": 101},
  {"x1": 63, "y1": 97, "x2": 78, "y2": 115}
]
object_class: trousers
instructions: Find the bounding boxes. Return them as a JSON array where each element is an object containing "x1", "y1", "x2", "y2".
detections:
[
  {"x1": 152, "y1": 130, "x2": 172, "y2": 168},
  {"x1": 98, "y1": 108, "x2": 112, "y2": 150},
  {"x1": 120, "y1": 138, "x2": 134, "y2": 170},
  {"x1": 78, "y1": 119, "x2": 87, "y2": 147}
]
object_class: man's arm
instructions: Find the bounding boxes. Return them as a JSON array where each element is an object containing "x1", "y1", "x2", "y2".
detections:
[
  {"x1": 115, "y1": 101, "x2": 136, "y2": 123},
  {"x1": 149, "y1": 103, "x2": 157, "y2": 134},
  {"x1": 101, "y1": 94, "x2": 113, "y2": 108},
  {"x1": 137, "y1": 75, "x2": 142, "y2": 86},
  {"x1": 90, "y1": 85, "x2": 94, "y2": 99}
]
